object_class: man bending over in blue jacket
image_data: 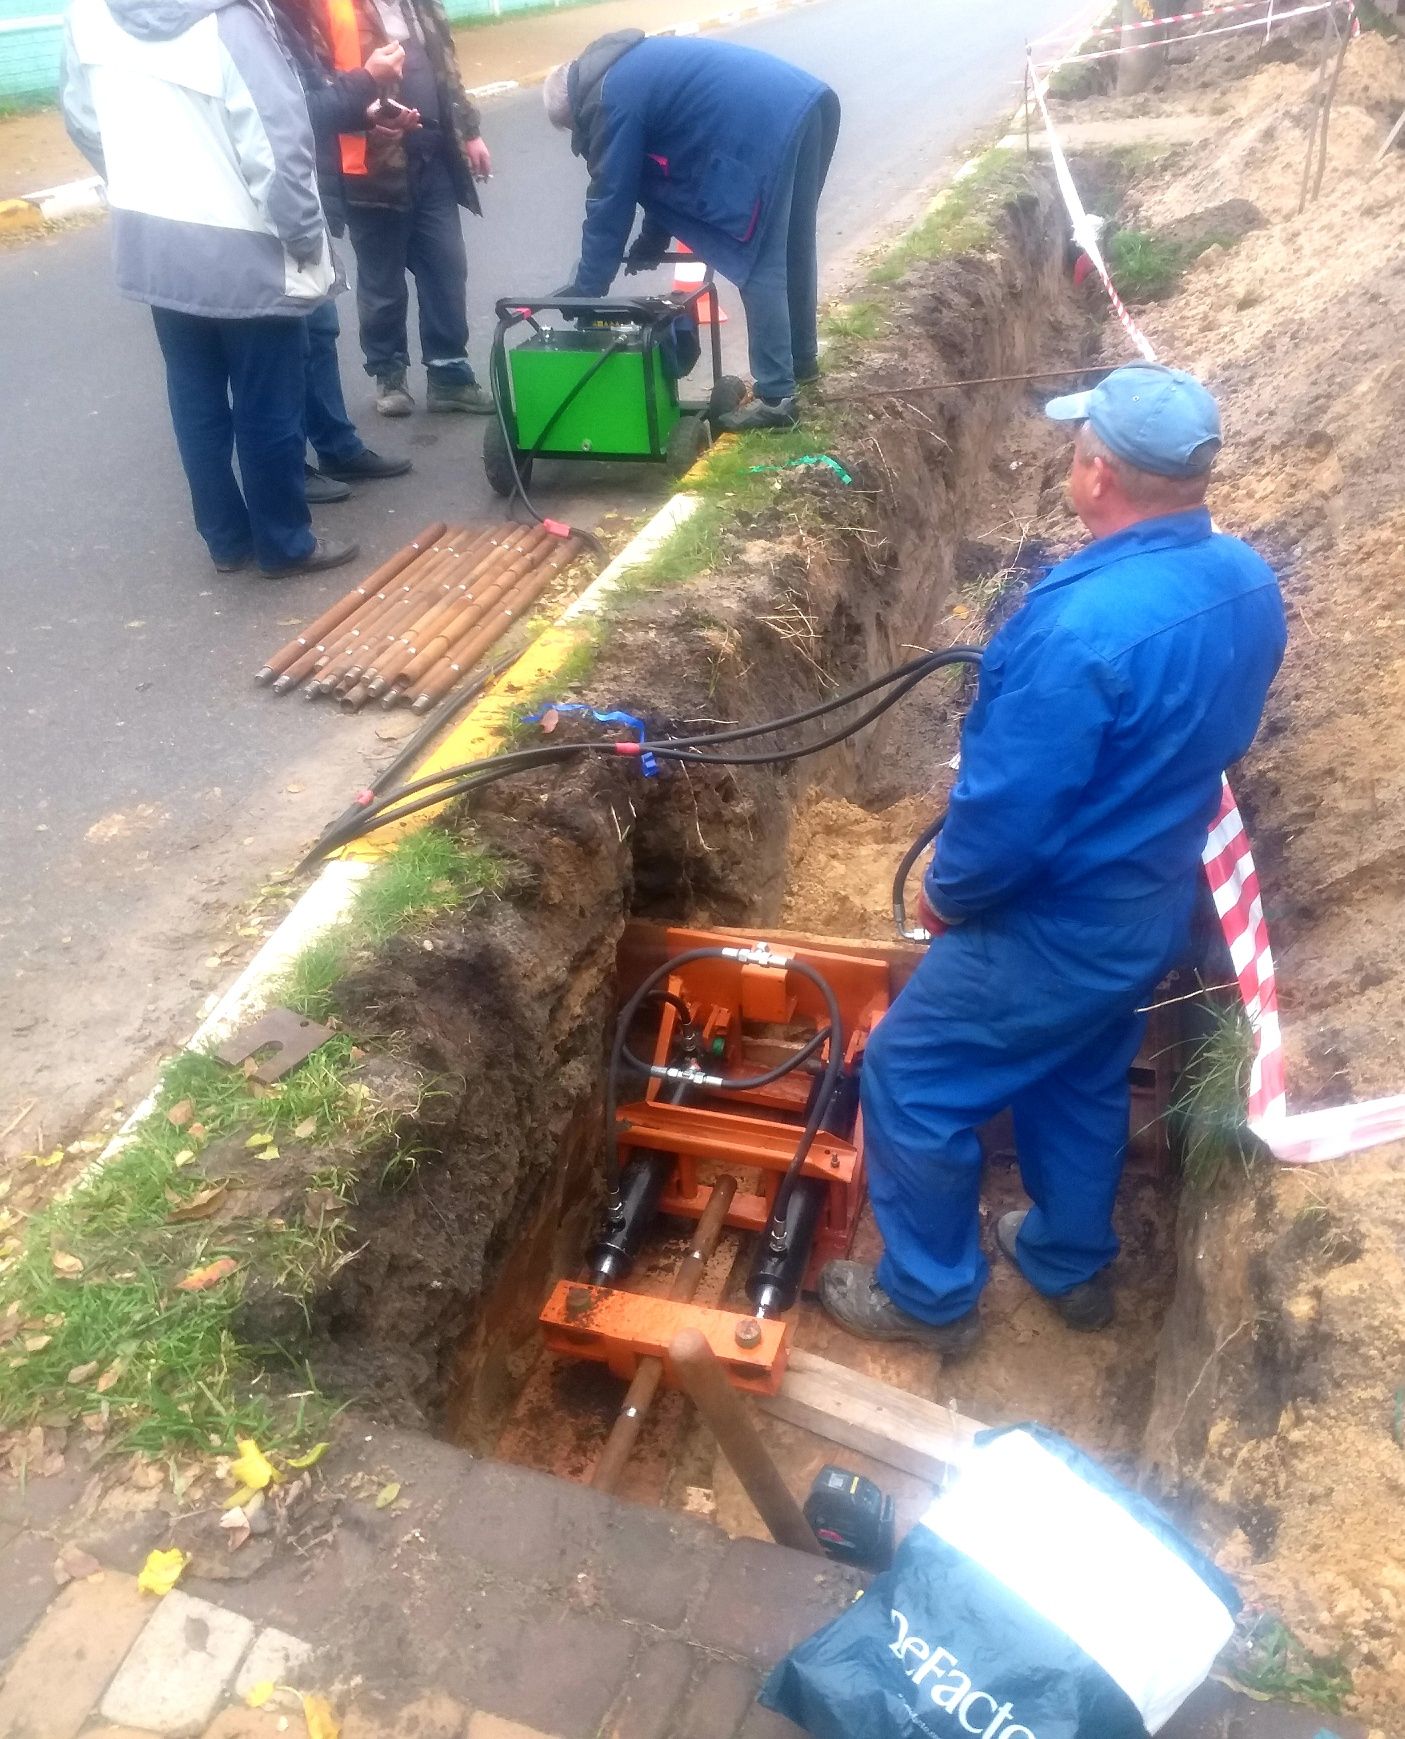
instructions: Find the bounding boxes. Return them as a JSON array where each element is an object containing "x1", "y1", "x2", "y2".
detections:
[
  {"x1": 820, "y1": 366, "x2": 1288, "y2": 1355},
  {"x1": 544, "y1": 31, "x2": 840, "y2": 432}
]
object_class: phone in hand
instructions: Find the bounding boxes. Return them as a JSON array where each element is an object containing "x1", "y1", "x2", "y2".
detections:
[{"x1": 372, "y1": 96, "x2": 411, "y2": 124}]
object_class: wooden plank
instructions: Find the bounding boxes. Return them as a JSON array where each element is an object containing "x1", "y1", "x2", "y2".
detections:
[{"x1": 757, "y1": 1347, "x2": 985, "y2": 1484}]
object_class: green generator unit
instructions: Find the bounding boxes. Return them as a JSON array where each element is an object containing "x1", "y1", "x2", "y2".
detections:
[{"x1": 484, "y1": 262, "x2": 745, "y2": 499}]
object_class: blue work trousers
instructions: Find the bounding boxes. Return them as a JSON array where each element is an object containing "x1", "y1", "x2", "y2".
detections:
[
  {"x1": 303, "y1": 299, "x2": 365, "y2": 469},
  {"x1": 151, "y1": 306, "x2": 315, "y2": 571},
  {"x1": 737, "y1": 104, "x2": 826, "y2": 401},
  {"x1": 861, "y1": 898, "x2": 1189, "y2": 1324}
]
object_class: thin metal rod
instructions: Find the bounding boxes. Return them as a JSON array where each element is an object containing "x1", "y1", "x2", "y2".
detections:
[
  {"x1": 821, "y1": 363, "x2": 1113, "y2": 405},
  {"x1": 590, "y1": 1174, "x2": 739, "y2": 1496},
  {"x1": 669, "y1": 1327, "x2": 824, "y2": 1556}
]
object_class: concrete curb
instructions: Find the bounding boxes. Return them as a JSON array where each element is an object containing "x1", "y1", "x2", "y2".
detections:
[
  {"x1": 88, "y1": 492, "x2": 701, "y2": 1170},
  {"x1": 17, "y1": 0, "x2": 819, "y2": 213}
]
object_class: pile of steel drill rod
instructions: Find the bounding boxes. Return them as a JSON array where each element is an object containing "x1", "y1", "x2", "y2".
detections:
[{"x1": 255, "y1": 520, "x2": 582, "y2": 714}]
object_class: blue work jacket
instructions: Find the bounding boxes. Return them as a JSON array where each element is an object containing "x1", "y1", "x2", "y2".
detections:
[
  {"x1": 567, "y1": 32, "x2": 839, "y2": 296},
  {"x1": 927, "y1": 508, "x2": 1287, "y2": 925}
]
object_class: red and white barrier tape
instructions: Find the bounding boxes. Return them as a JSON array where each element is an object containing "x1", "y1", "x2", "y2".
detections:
[
  {"x1": 1031, "y1": 0, "x2": 1349, "y2": 69},
  {"x1": 1031, "y1": 0, "x2": 1319, "y2": 47},
  {"x1": 1033, "y1": 73, "x2": 1405, "y2": 1164}
]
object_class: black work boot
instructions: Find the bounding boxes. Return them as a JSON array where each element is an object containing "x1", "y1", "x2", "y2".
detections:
[
  {"x1": 304, "y1": 465, "x2": 351, "y2": 505},
  {"x1": 995, "y1": 1210, "x2": 1113, "y2": 1332},
  {"x1": 319, "y1": 448, "x2": 412, "y2": 482},
  {"x1": 818, "y1": 1261, "x2": 981, "y2": 1358},
  {"x1": 261, "y1": 537, "x2": 360, "y2": 578}
]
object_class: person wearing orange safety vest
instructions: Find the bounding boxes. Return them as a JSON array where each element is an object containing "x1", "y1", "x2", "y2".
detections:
[
  {"x1": 318, "y1": 0, "x2": 493, "y2": 417},
  {"x1": 271, "y1": 0, "x2": 416, "y2": 495}
]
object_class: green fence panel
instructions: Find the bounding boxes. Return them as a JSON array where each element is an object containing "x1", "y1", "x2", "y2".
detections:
[{"x1": 0, "y1": 0, "x2": 64, "y2": 112}]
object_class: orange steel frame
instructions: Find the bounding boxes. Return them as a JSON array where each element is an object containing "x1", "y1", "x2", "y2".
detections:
[{"x1": 539, "y1": 925, "x2": 892, "y2": 1394}]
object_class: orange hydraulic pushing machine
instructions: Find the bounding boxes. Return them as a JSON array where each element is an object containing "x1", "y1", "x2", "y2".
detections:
[{"x1": 540, "y1": 924, "x2": 893, "y2": 1397}]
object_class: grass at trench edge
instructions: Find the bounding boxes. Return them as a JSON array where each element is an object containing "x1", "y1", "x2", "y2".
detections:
[{"x1": 0, "y1": 829, "x2": 501, "y2": 1455}]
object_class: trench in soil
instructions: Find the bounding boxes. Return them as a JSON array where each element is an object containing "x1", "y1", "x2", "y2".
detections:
[{"x1": 416, "y1": 185, "x2": 1185, "y2": 1537}]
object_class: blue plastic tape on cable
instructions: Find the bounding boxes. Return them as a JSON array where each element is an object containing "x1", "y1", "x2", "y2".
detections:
[{"x1": 760, "y1": 1425, "x2": 1240, "y2": 1739}]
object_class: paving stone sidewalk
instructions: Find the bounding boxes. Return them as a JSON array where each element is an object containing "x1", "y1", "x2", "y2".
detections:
[{"x1": 0, "y1": 1425, "x2": 1371, "y2": 1739}]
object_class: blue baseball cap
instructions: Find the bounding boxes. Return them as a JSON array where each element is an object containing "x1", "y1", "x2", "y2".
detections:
[{"x1": 1045, "y1": 364, "x2": 1222, "y2": 478}]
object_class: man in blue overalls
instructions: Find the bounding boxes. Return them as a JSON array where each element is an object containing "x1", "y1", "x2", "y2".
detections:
[{"x1": 820, "y1": 366, "x2": 1287, "y2": 1355}]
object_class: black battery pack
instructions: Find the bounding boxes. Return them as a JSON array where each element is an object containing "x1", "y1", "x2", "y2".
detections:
[{"x1": 803, "y1": 1464, "x2": 896, "y2": 1570}]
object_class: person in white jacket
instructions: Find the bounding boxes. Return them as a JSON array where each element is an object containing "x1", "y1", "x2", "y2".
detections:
[{"x1": 61, "y1": 0, "x2": 358, "y2": 576}]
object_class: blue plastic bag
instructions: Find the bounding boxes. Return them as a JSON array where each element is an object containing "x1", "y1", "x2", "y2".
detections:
[{"x1": 761, "y1": 1426, "x2": 1239, "y2": 1739}]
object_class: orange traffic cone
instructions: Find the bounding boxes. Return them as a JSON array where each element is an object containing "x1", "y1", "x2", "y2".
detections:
[{"x1": 671, "y1": 242, "x2": 727, "y2": 325}]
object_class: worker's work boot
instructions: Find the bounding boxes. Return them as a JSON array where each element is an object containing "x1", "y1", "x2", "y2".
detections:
[
  {"x1": 426, "y1": 375, "x2": 495, "y2": 415},
  {"x1": 719, "y1": 395, "x2": 799, "y2": 433},
  {"x1": 304, "y1": 466, "x2": 351, "y2": 505},
  {"x1": 261, "y1": 537, "x2": 360, "y2": 579},
  {"x1": 818, "y1": 1261, "x2": 981, "y2": 1358},
  {"x1": 319, "y1": 448, "x2": 413, "y2": 482},
  {"x1": 995, "y1": 1210, "x2": 1114, "y2": 1333},
  {"x1": 375, "y1": 371, "x2": 415, "y2": 418}
]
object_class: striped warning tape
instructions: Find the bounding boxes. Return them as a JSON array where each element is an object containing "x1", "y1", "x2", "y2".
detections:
[
  {"x1": 1031, "y1": 0, "x2": 1315, "y2": 46},
  {"x1": 1030, "y1": 0, "x2": 1351, "y2": 68},
  {"x1": 1034, "y1": 66, "x2": 1405, "y2": 1164}
]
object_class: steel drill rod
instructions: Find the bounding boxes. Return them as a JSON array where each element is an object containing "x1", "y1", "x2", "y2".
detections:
[
  {"x1": 407, "y1": 542, "x2": 575, "y2": 713},
  {"x1": 404, "y1": 548, "x2": 572, "y2": 714},
  {"x1": 257, "y1": 521, "x2": 445, "y2": 684},
  {"x1": 669, "y1": 1328, "x2": 824, "y2": 1556},
  {"x1": 362, "y1": 528, "x2": 530, "y2": 698},
  {"x1": 345, "y1": 529, "x2": 507, "y2": 700},
  {"x1": 591, "y1": 1174, "x2": 739, "y2": 1495},
  {"x1": 271, "y1": 527, "x2": 455, "y2": 695},
  {"x1": 307, "y1": 533, "x2": 477, "y2": 697},
  {"x1": 301, "y1": 533, "x2": 466, "y2": 692},
  {"x1": 394, "y1": 528, "x2": 550, "y2": 696}
]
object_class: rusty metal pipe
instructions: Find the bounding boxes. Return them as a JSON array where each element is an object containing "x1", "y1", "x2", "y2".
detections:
[
  {"x1": 258, "y1": 521, "x2": 445, "y2": 686},
  {"x1": 392, "y1": 526, "x2": 551, "y2": 694},
  {"x1": 668, "y1": 1328, "x2": 823, "y2": 1556},
  {"x1": 270, "y1": 526, "x2": 454, "y2": 695},
  {"x1": 591, "y1": 1175, "x2": 738, "y2": 1495},
  {"x1": 345, "y1": 532, "x2": 507, "y2": 698},
  {"x1": 408, "y1": 540, "x2": 577, "y2": 713}
]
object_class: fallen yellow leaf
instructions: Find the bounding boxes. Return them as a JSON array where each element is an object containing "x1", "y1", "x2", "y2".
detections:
[
  {"x1": 33, "y1": 1148, "x2": 65, "y2": 1168},
  {"x1": 176, "y1": 1257, "x2": 238, "y2": 1292},
  {"x1": 245, "y1": 1680, "x2": 277, "y2": 1709},
  {"x1": 228, "y1": 1437, "x2": 278, "y2": 1492},
  {"x1": 172, "y1": 1148, "x2": 196, "y2": 1167},
  {"x1": 259, "y1": 1145, "x2": 281, "y2": 1162},
  {"x1": 67, "y1": 1361, "x2": 99, "y2": 1385},
  {"x1": 286, "y1": 1442, "x2": 329, "y2": 1469},
  {"x1": 245, "y1": 1131, "x2": 275, "y2": 1149},
  {"x1": 23, "y1": 1334, "x2": 51, "y2": 1353},
  {"x1": 137, "y1": 1547, "x2": 188, "y2": 1596},
  {"x1": 374, "y1": 1481, "x2": 401, "y2": 1509},
  {"x1": 96, "y1": 1359, "x2": 124, "y2": 1393},
  {"x1": 51, "y1": 1251, "x2": 84, "y2": 1278},
  {"x1": 301, "y1": 1693, "x2": 340, "y2": 1739},
  {"x1": 294, "y1": 1117, "x2": 318, "y2": 1141}
]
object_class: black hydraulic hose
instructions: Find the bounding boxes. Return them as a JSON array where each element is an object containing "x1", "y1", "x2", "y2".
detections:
[
  {"x1": 892, "y1": 811, "x2": 946, "y2": 941},
  {"x1": 603, "y1": 948, "x2": 843, "y2": 1234},
  {"x1": 619, "y1": 1022, "x2": 830, "y2": 1091},
  {"x1": 302, "y1": 646, "x2": 986, "y2": 866}
]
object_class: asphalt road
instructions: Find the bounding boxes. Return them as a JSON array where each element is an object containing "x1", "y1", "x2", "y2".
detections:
[{"x1": 0, "y1": 0, "x2": 1075, "y2": 1145}]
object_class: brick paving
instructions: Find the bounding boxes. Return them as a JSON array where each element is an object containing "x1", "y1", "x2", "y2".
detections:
[{"x1": 0, "y1": 1429, "x2": 1371, "y2": 1739}]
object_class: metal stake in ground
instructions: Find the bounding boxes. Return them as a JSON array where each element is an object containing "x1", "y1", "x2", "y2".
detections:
[
  {"x1": 669, "y1": 1327, "x2": 824, "y2": 1556},
  {"x1": 591, "y1": 1174, "x2": 739, "y2": 1496}
]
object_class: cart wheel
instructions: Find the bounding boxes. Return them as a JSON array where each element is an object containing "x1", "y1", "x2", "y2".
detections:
[
  {"x1": 484, "y1": 417, "x2": 532, "y2": 499},
  {"x1": 708, "y1": 375, "x2": 749, "y2": 423},
  {"x1": 666, "y1": 414, "x2": 710, "y2": 479}
]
